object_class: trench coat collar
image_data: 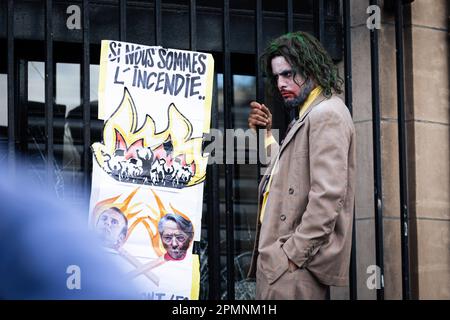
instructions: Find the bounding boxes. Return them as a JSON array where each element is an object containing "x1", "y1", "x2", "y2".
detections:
[
  {"x1": 277, "y1": 92, "x2": 328, "y2": 156},
  {"x1": 257, "y1": 92, "x2": 329, "y2": 195}
]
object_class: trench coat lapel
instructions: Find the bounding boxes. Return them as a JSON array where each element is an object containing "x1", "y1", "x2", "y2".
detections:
[
  {"x1": 256, "y1": 119, "x2": 306, "y2": 195},
  {"x1": 278, "y1": 93, "x2": 327, "y2": 157},
  {"x1": 257, "y1": 93, "x2": 328, "y2": 195}
]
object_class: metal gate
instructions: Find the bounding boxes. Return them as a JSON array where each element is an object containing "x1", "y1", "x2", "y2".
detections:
[{"x1": 2, "y1": 0, "x2": 412, "y2": 300}]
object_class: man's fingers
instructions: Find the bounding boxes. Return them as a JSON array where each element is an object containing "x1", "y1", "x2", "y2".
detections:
[
  {"x1": 249, "y1": 119, "x2": 267, "y2": 128},
  {"x1": 250, "y1": 108, "x2": 268, "y2": 119},
  {"x1": 250, "y1": 101, "x2": 271, "y2": 119},
  {"x1": 250, "y1": 114, "x2": 268, "y2": 124},
  {"x1": 261, "y1": 104, "x2": 272, "y2": 117},
  {"x1": 249, "y1": 101, "x2": 271, "y2": 129},
  {"x1": 250, "y1": 101, "x2": 262, "y2": 109}
]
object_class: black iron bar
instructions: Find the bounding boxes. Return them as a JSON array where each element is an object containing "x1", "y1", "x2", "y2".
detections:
[
  {"x1": 207, "y1": 74, "x2": 221, "y2": 300},
  {"x1": 189, "y1": 0, "x2": 197, "y2": 51},
  {"x1": 45, "y1": 0, "x2": 54, "y2": 187},
  {"x1": 394, "y1": 0, "x2": 411, "y2": 300},
  {"x1": 313, "y1": 0, "x2": 324, "y2": 43},
  {"x1": 369, "y1": 0, "x2": 385, "y2": 301},
  {"x1": 82, "y1": 0, "x2": 91, "y2": 195},
  {"x1": 154, "y1": 0, "x2": 162, "y2": 46},
  {"x1": 119, "y1": 0, "x2": 126, "y2": 41},
  {"x1": 7, "y1": 0, "x2": 15, "y2": 173},
  {"x1": 223, "y1": 0, "x2": 235, "y2": 300},
  {"x1": 286, "y1": 0, "x2": 293, "y2": 33},
  {"x1": 255, "y1": 0, "x2": 263, "y2": 183}
]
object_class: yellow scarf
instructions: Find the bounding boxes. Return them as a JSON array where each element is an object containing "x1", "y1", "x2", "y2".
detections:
[{"x1": 299, "y1": 86, "x2": 323, "y2": 118}]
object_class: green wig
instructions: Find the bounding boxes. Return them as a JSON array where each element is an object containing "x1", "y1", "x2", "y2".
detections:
[{"x1": 261, "y1": 31, "x2": 343, "y2": 97}]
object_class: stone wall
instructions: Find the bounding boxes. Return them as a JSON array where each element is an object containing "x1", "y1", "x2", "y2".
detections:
[{"x1": 332, "y1": 0, "x2": 449, "y2": 300}]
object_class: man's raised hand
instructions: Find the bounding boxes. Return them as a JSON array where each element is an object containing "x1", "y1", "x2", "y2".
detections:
[{"x1": 248, "y1": 101, "x2": 272, "y2": 132}]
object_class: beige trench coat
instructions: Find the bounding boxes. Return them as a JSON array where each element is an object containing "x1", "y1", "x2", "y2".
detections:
[{"x1": 248, "y1": 93, "x2": 356, "y2": 298}]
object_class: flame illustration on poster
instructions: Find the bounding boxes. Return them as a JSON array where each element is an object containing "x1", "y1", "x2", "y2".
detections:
[
  {"x1": 89, "y1": 40, "x2": 214, "y2": 300},
  {"x1": 92, "y1": 88, "x2": 205, "y2": 188}
]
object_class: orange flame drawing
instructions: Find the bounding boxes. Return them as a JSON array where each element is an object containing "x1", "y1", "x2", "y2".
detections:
[{"x1": 92, "y1": 87, "x2": 207, "y2": 187}]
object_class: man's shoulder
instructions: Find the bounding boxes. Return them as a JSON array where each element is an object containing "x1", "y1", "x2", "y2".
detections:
[
  {"x1": 313, "y1": 94, "x2": 347, "y2": 113},
  {"x1": 310, "y1": 94, "x2": 351, "y2": 118},
  {"x1": 308, "y1": 94, "x2": 354, "y2": 130}
]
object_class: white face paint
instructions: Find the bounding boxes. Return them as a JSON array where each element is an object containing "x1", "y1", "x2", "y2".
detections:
[{"x1": 271, "y1": 55, "x2": 317, "y2": 111}]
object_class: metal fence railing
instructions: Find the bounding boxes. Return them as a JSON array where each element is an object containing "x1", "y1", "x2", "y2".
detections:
[{"x1": 4, "y1": 0, "x2": 412, "y2": 300}]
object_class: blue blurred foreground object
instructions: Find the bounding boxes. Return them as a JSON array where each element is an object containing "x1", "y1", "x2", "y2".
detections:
[{"x1": 0, "y1": 167, "x2": 139, "y2": 299}]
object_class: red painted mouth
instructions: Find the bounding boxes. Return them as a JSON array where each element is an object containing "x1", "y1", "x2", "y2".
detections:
[{"x1": 281, "y1": 91, "x2": 294, "y2": 99}]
